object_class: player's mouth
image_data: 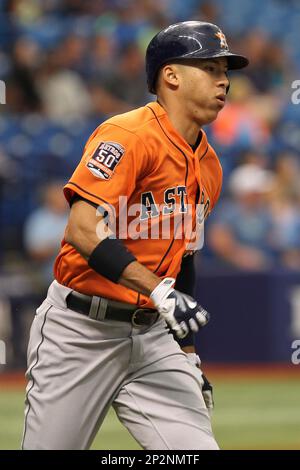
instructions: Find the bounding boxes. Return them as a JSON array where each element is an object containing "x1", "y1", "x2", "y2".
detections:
[{"x1": 216, "y1": 94, "x2": 226, "y2": 106}]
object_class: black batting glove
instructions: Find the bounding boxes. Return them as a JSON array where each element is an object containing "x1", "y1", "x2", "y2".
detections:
[
  {"x1": 201, "y1": 373, "x2": 214, "y2": 414},
  {"x1": 150, "y1": 278, "x2": 210, "y2": 339},
  {"x1": 187, "y1": 353, "x2": 214, "y2": 415}
]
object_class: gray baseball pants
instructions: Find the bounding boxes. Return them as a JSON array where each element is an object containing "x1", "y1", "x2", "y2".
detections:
[{"x1": 22, "y1": 280, "x2": 219, "y2": 450}]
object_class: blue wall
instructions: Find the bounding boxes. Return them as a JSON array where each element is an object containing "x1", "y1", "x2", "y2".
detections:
[{"x1": 195, "y1": 269, "x2": 300, "y2": 363}]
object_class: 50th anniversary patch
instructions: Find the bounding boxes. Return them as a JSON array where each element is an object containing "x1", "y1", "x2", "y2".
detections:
[{"x1": 86, "y1": 141, "x2": 125, "y2": 180}]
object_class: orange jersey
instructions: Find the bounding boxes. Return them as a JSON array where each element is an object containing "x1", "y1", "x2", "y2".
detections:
[{"x1": 54, "y1": 101, "x2": 222, "y2": 306}]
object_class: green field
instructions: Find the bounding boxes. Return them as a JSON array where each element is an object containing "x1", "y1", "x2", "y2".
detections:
[{"x1": 1, "y1": 376, "x2": 299, "y2": 450}]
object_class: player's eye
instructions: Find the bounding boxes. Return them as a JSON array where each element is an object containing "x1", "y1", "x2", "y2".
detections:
[{"x1": 204, "y1": 65, "x2": 217, "y2": 73}]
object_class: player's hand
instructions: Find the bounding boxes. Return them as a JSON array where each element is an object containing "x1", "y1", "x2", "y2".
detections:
[
  {"x1": 187, "y1": 353, "x2": 214, "y2": 415},
  {"x1": 201, "y1": 373, "x2": 214, "y2": 414},
  {"x1": 150, "y1": 278, "x2": 210, "y2": 339}
]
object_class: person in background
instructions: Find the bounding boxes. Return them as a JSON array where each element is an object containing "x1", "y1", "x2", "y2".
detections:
[
  {"x1": 208, "y1": 164, "x2": 275, "y2": 270},
  {"x1": 23, "y1": 181, "x2": 68, "y2": 289}
]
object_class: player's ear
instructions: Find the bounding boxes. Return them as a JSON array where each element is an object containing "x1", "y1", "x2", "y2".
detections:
[{"x1": 161, "y1": 64, "x2": 180, "y2": 90}]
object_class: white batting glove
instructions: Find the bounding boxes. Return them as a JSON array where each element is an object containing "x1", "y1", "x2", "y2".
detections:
[
  {"x1": 187, "y1": 353, "x2": 214, "y2": 415},
  {"x1": 150, "y1": 278, "x2": 210, "y2": 339}
]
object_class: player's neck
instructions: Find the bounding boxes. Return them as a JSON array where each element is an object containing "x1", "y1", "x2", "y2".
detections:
[{"x1": 157, "y1": 98, "x2": 201, "y2": 146}]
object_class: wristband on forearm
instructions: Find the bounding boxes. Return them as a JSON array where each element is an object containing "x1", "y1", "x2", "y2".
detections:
[{"x1": 88, "y1": 237, "x2": 136, "y2": 283}]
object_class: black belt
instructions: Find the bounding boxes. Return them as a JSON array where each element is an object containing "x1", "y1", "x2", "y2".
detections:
[{"x1": 66, "y1": 291, "x2": 159, "y2": 327}]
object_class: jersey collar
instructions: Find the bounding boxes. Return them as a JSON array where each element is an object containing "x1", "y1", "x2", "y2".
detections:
[{"x1": 146, "y1": 101, "x2": 208, "y2": 159}]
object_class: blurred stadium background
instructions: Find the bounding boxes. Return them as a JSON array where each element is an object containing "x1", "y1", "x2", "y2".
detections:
[{"x1": 0, "y1": 0, "x2": 300, "y2": 450}]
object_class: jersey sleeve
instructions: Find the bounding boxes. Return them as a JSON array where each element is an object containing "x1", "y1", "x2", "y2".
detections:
[{"x1": 64, "y1": 123, "x2": 149, "y2": 214}]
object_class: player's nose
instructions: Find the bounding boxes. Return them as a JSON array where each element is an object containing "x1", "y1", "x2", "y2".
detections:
[{"x1": 218, "y1": 72, "x2": 230, "y2": 91}]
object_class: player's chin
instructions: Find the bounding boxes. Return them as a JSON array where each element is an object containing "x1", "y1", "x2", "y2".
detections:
[{"x1": 203, "y1": 109, "x2": 220, "y2": 125}]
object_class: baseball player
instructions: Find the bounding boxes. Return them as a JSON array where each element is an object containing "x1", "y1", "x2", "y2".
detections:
[{"x1": 22, "y1": 21, "x2": 248, "y2": 450}]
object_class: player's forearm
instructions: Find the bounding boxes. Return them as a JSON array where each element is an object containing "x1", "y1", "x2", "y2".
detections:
[
  {"x1": 65, "y1": 201, "x2": 161, "y2": 296},
  {"x1": 68, "y1": 234, "x2": 161, "y2": 297},
  {"x1": 66, "y1": 200, "x2": 162, "y2": 297},
  {"x1": 119, "y1": 261, "x2": 161, "y2": 297}
]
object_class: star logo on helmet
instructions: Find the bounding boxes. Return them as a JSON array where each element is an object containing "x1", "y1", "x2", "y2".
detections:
[{"x1": 215, "y1": 31, "x2": 228, "y2": 49}]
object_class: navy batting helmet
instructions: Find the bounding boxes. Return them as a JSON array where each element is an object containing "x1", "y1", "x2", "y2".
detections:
[{"x1": 146, "y1": 21, "x2": 249, "y2": 94}]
